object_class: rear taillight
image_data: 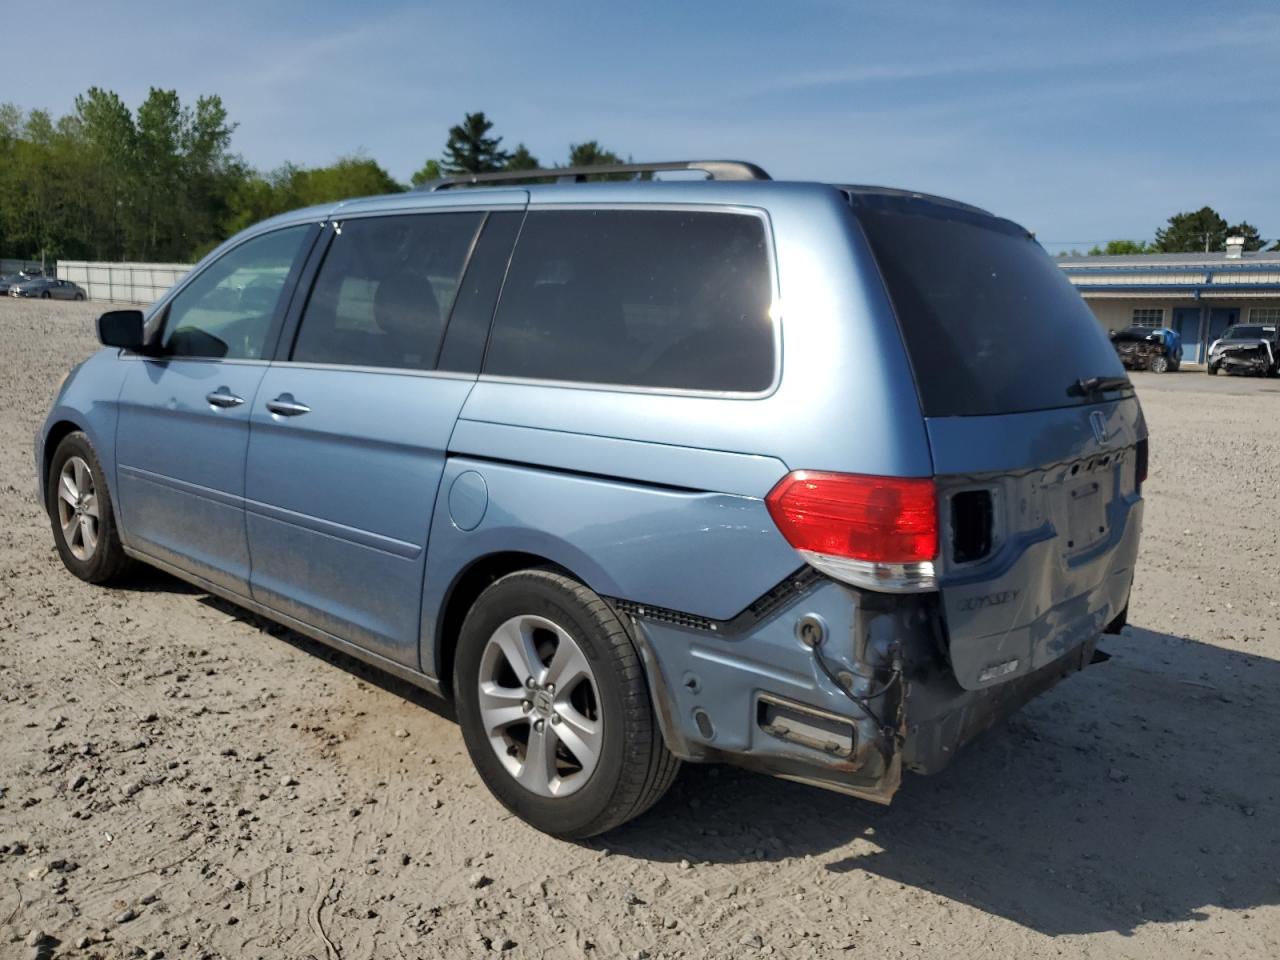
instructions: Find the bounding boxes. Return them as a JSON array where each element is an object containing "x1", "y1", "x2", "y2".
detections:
[
  {"x1": 1135, "y1": 437, "x2": 1149, "y2": 489},
  {"x1": 765, "y1": 471, "x2": 938, "y2": 592}
]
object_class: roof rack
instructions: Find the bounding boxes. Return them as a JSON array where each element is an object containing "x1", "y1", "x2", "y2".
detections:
[{"x1": 420, "y1": 159, "x2": 771, "y2": 192}]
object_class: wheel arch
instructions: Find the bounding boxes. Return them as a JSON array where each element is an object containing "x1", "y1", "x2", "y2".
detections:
[
  {"x1": 40, "y1": 418, "x2": 90, "y2": 508},
  {"x1": 432, "y1": 551, "x2": 572, "y2": 698}
]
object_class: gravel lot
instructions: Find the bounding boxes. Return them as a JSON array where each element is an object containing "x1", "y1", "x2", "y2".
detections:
[{"x1": 2, "y1": 299, "x2": 1278, "y2": 960}]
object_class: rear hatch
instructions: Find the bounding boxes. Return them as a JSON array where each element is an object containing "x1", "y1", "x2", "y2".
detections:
[{"x1": 850, "y1": 191, "x2": 1146, "y2": 690}]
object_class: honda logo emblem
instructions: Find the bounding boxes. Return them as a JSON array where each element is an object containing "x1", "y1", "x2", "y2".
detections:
[{"x1": 1089, "y1": 410, "x2": 1108, "y2": 445}]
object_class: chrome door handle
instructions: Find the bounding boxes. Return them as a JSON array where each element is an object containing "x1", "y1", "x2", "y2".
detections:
[
  {"x1": 206, "y1": 388, "x2": 245, "y2": 409},
  {"x1": 266, "y1": 394, "x2": 311, "y2": 417}
]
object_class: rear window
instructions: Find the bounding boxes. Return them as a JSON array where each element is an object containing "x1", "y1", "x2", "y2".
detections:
[
  {"x1": 852, "y1": 194, "x2": 1126, "y2": 417},
  {"x1": 484, "y1": 209, "x2": 775, "y2": 392}
]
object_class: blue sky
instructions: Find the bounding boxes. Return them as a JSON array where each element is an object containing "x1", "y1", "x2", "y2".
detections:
[{"x1": 4, "y1": 1, "x2": 1278, "y2": 251}]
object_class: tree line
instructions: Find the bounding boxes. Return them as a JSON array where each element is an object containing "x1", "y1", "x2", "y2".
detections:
[
  {"x1": 5, "y1": 88, "x2": 1272, "y2": 265},
  {"x1": 0, "y1": 91, "x2": 625, "y2": 266},
  {"x1": 1074, "y1": 207, "x2": 1274, "y2": 257}
]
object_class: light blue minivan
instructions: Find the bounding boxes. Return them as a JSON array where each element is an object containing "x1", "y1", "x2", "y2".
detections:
[{"x1": 37, "y1": 160, "x2": 1146, "y2": 838}]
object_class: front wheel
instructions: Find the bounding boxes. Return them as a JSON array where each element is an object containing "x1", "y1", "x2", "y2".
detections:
[
  {"x1": 46, "y1": 432, "x2": 134, "y2": 583},
  {"x1": 1149, "y1": 355, "x2": 1169, "y2": 373},
  {"x1": 454, "y1": 569, "x2": 678, "y2": 839},
  {"x1": 1207, "y1": 363, "x2": 1219, "y2": 376},
  {"x1": 40, "y1": 290, "x2": 51, "y2": 299},
  {"x1": 74, "y1": 292, "x2": 85, "y2": 301}
]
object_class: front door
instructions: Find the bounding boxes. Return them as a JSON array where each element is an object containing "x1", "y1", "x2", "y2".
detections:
[
  {"x1": 1171, "y1": 307, "x2": 1202, "y2": 362},
  {"x1": 244, "y1": 209, "x2": 503, "y2": 667},
  {"x1": 114, "y1": 224, "x2": 314, "y2": 594}
]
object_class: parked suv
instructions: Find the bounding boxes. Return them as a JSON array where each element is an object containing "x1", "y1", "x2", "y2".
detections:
[
  {"x1": 36, "y1": 161, "x2": 1146, "y2": 838},
  {"x1": 1206, "y1": 323, "x2": 1279, "y2": 377},
  {"x1": 1110, "y1": 325, "x2": 1182, "y2": 373}
]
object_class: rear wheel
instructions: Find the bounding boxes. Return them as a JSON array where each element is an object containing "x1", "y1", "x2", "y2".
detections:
[
  {"x1": 454, "y1": 569, "x2": 678, "y2": 838},
  {"x1": 46, "y1": 432, "x2": 133, "y2": 584},
  {"x1": 40, "y1": 290, "x2": 50, "y2": 299}
]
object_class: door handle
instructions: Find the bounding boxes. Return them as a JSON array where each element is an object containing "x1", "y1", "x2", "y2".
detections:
[
  {"x1": 206, "y1": 388, "x2": 245, "y2": 409},
  {"x1": 266, "y1": 394, "x2": 311, "y2": 417}
]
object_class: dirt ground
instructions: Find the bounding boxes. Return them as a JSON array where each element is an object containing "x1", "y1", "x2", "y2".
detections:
[{"x1": 2, "y1": 298, "x2": 1278, "y2": 960}]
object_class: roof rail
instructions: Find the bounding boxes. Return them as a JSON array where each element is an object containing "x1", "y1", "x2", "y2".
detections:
[{"x1": 419, "y1": 159, "x2": 771, "y2": 192}]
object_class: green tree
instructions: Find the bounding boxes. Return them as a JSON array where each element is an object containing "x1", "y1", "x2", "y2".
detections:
[
  {"x1": 224, "y1": 156, "x2": 404, "y2": 238},
  {"x1": 1088, "y1": 239, "x2": 1150, "y2": 256},
  {"x1": 73, "y1": 88, "x2": 136, "y2": 260},
  {"x1": 505, "y1": 143, "x2": 540, "y2": 171},
  {"x1": 442, "y1": 112, "x2": 509, "y2": 174},
  {"x1": 1154, "y1": 207, "x2": 1229, "y2": 253},
  {"x1": 1153, "y1": 207, "x2": 1268, "y2": 253},
  {"x1": 567, "y1": 140, "x2": 622, "y2": 168},
  {"x1": 131, "y1": 88, "x2": 186, "y2": 260},
  {"x1": 410, "y1": 158, "x2": 442, "y2": 186}
]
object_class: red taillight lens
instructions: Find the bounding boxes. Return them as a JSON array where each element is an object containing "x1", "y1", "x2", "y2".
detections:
[
  {"x1": 765, "y1": 471, "x2": 938, "y2": 564},
  {"x1": 1135, "y1": 437, "x2": 1149, "y2": 488}
]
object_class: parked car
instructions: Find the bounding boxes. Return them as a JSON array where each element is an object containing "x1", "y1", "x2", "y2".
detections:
[
  {"x1": 35, "y1": 160, "x2": 1146, "y2": 838},
  {"x1": 10, "y1": 276, "x2": 86, "y2": 300},
  {"x1": 1110, "y1": 325, "x2": 1182, "y2": 373},
  {"x1": 1206, "y1": 323, "x2": 1279, "y2": 377},
  {"x1": 0, "y1": 268, "x2": 45, "y2": 288}
]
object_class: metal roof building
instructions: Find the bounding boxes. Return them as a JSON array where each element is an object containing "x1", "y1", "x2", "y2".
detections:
[{"x1": 1057, "y1": 243, "x2": 1280, "y2": 363}]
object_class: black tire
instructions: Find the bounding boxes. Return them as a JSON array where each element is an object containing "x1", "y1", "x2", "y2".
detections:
[
  {"x1": 1149, "y1": 354, "x2": 1169, "y2": 374},
  {"x1": 1207, "y1": 363, "x2": 1219, "y2": 376},
  {"x1": 40, "y1": 290, "x2": 51, "y2": 299},
  {"x1": 74, "y1": 292, "x2": 85, "y2": 301},
  {"x1": 46, "y1": 431, "x2": 134, "y2": 584},
  {"x1": 454, "y1": 569, "x2": 679, "y2": 839}
]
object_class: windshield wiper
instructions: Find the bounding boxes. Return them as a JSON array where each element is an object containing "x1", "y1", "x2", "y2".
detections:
[{"x1": 1067, "y1": 375, "x2": 1132, "y2": 398}]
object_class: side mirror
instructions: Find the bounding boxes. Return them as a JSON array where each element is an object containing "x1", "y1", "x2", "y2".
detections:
[{"x1": 97, "y1": 309, "x2": 151, "y2": 352}]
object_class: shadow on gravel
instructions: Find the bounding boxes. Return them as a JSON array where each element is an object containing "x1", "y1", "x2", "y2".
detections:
[
  {"x1": 113, "y1": 564, "x2": 202, "y2": 595},
  {"x1": 605, "y1": 626, "x2": 1280, "y2": 938},
  {"x1": 195, "y1": 593, "x2": 457, "y2": 723},
  {"x1": 117, "y1": 574, "x2": 1280, "y2": 937}
]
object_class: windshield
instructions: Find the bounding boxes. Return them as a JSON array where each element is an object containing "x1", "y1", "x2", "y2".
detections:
[
  {"x1": 1223, "y1": 326, "x2": 1267, "y2": 340},
  {"x1": 851, "y1": 193, "x2": 1127, "y2": 417}
]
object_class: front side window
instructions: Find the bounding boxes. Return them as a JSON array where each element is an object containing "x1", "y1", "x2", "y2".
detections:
[
  {"x1": 161, "y1": 225, "x2": 310, "y2": 359},
  {"x1": 484, "y1": 209, "x2": 775, "y2": 392},
  {"x1": 291, "y1": 212, "x2": 483, "y2": 370}
]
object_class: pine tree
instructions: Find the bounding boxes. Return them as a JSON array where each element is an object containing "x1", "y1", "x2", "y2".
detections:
[{"x1": 442, "y1": 112, "x2": 509, "y2": 174}]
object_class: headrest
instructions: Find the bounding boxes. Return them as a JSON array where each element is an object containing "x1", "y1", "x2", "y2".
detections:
[{"x1": 374, "y1": 272, "x2": 440, "y2": 338}]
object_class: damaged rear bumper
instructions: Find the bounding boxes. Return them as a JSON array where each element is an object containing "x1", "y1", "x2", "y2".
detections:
[{"x1": 615, "y1": 572, "x2": 1115, "y2": 805}]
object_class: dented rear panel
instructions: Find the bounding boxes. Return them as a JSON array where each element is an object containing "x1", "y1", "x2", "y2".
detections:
[
  {"x1": 850, "y1": 188, "x2": 1146, "y2": 693},
  {"x1": 928, "y1": 400, "x2": 1144, "y2": 689}
]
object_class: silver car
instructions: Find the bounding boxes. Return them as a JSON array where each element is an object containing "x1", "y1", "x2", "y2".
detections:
[{"x1": 10, "y1": 277, "x2": 87, "y2": 300}]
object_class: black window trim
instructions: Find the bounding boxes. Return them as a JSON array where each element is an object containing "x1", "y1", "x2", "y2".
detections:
[
  {"x1": 270, "y1": 207, "x2": 495, "y2": 375},
  {"x1": 139, "y1": 221, "x2": 323, "y2": 365},
  {"x1": 476, "y1": 202, "x2": 783, "y2": 400}
]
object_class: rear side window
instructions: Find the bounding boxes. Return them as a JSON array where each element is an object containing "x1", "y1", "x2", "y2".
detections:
[
  {"x1": 853, "y1": 195, "x2": 1126, "y2": 417},
  {"x1": 484, "y1": 209, "x2": 775, "y2": 392},
  {"x1": 291, "y1": 212, "x2": 483, "y2": 370}
]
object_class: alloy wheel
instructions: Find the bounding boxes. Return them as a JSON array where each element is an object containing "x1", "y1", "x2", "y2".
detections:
[
  {"x1": 477, "y1": 614, "x2": 603, "y2": 798},
  {"x1": 56, "y1": 455, "x2": 99, "y2": 561}
]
